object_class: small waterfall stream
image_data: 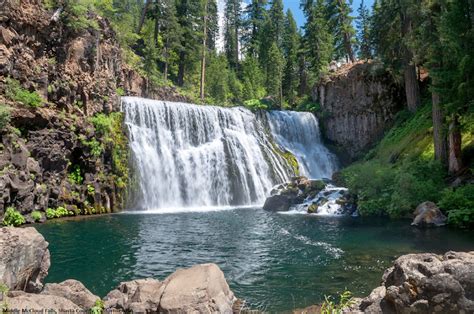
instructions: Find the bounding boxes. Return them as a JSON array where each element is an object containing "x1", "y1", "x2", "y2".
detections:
[
  {"x1": 266, "y1": 111, "x2": 338, "y2": 179},
  {"x1": 122, "y1": 97, "x2": 337, "y2": 210}
]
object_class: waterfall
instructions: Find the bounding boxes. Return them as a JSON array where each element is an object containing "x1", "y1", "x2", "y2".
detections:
[
  {"x1": 266, "y1": 111, "x2": 338, "y2": 179},
  {"x1": 122, "y1": 97, "x2": 337, "y2": 210}
]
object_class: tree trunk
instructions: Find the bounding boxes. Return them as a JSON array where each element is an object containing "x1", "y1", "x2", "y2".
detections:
[
  {"x1": 177, "y1": 51, "x2": 186, "y2": 87},
  {"x1": 399, "y1": 2, "x2": 420, "y2": 112},
  {"x1": 137, "y1": 0, "x2": 152, "y2": 34},
  {"x1": 448, "y1": 116, "x2": 463, "y2": 174},
  {"x1": 163, "y1": 44, "x2": 169, "y2": 81},
  {"x1": 200, "y1": 0, "x2": 208, "y2": 101},
  {"x1": 343, "y1": 32, "x2": 355, "y2": 63},
  {"x1": 404, "y1": 61, "x2": 420, "y2": 112},
  {"x1": 432, "y1": 90, "x2": 447, "y2": 165}
]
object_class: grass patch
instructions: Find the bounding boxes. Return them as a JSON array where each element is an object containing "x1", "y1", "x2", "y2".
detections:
[{"x1": 5, "y1": 78, "x2": 43, "y2": 108}]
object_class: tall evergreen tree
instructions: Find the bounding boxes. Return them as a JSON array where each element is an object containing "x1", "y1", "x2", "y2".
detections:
[
  {"x1": 356, "y1": 0, "x2": 372, "y2": 60},
  {"x1": 206, "y1": 0, "x2": 219, "y2": 51},
  {"x1": 266, "y1": 42, "x2": 284, "y2": 107},
  {"x1": 282, "y1": 9, "x2": 300, "y2": 105},
  {"x1": 242, "y1": 0, "x2": 268, "y2": 57},
  {"x1": 175, "y1": 0, "x2": 204, "y2": 86},
  {"x1": 268, "y1": 0, "x2": 285, "y2": 48},
  {"x1": 301, "y1": 0, "x2": 334, "y2": 81},
  {"x1": 326, "y1": 0, "x2": 356, "y2": 63},
  {"x1": 371, "y1": 0, "x2": 421, "y2": 112},
  {"x1": 224, "y1": 0, "x2": 242, "y2": 69}
]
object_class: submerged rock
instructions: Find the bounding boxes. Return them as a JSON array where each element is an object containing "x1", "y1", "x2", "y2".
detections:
[
  {"x1": 0, "y1": 227, "x2": 50, "y2": 292},
  {"x1": 42, "y1": 279, "x2": 99, "y2": 309},
  {"x1": 412, "y1": 201, "x2": 447, "y2": 227},
  {"x1": 357, "y1": 251, "x2": 474, "y2": 313}
]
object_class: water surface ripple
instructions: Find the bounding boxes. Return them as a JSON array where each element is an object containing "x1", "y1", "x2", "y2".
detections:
[{"x1": 36, "y1": 209, "x2": 474, "y2": 312}]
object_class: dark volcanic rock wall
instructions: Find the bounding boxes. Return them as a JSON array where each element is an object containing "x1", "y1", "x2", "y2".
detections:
[
  {"x1": 314, "y1": 62, "x2": 404, "y2": 161},
  {"x1": 0, "y1": 0, "x2": 187, "y2": 218}
]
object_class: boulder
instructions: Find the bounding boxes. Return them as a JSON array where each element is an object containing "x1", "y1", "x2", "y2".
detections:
[
  {"x1": 263, "y1": 194, "x2": 292, "y2": 211},
  {"x1": 159, "y1": 263, "x2": 236, "y2": 313},
  {"x1": 104, "y1": 264, "x2": 236, "y2": 313},
  {"x1": 412, "y1": 201, "x2": 447, "y2": 227},
  {"x1": 42, "y1": 279, "x2": 99, "y2": 309},
  {"x1": 104, "y1": 278, "x2": 163, "y2": 312},
  {"x1": 359, "y1": 251, "x2": 474, "y2": 313},
  {"x1": 0, "y1": 227, "x2": 50, "y2": 292},
  {"x1": 6, "y1": 291, "x2": 81, "y2": 311}
]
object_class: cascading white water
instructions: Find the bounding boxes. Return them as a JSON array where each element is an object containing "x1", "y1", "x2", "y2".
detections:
[
  {"x1": 122, "y1": 97, "x2": 293, "y2": 210},
  {"x1": 266, "y1": 111, "x2": 338, "y2": 179},
  {"x1": 122, "y1": 97, "x2": 338, "y2": 211}
]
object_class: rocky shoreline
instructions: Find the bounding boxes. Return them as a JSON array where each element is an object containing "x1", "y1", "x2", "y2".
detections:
[{"x1": 1, "y1": 227, "x2": 473, "y2": 313}]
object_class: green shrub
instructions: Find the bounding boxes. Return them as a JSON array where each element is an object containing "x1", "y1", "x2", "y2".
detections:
[
  {"x1": 68, "y1": 165, "x2": 84, "y2": 185},
  {"x1": 87, "y1": 184, "x2": 95, "y2": 196},
  {"x1": 91, "y1": 299, "x2": 105, "y2": 314},
  {"x1": 46, "y1": 206, "x2": 73, "y2": 219},
  {"x1": 90, "y1": 113, "x2": 111, "y2": 135},
  {"x1": 341, "y1": 159, "x2": 445, "y2": 217},
  {"x1": 116, "y1": 88, "x2": 125, "y2": 96},
  {"x1": 341, "y1": 161, "x2": 396, "y2": 216},
  {"x1": 82, "y1": 139, "x2": 103, "y2": 157},
  {"x1": 320, "y1": 290, "x2": 355, "y2": 314},
  {"x1": 439, "y1": 185, "x2": 474, "y2": 229},
  {"x1": 2, "y1": 207, "x2": 26, "y2": 227},
  {"x1": 31, "y1": 211, "x2": 42, "y2": 222},
  {"x1": 243, "y1": 99, "x2": 268, "y2": 111},
  {"x1": 0, "y1": 104, "x2": 11, "y2": 131},
  {"x1": 5, "y1": 78, "x2": 43, "y2": 108}
]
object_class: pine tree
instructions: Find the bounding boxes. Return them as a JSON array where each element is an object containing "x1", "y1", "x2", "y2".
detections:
[
  {"x1": 282, "y1": 9, "x2": 300, "y2": 106},
  {"x1": 301, "y1": 0, "x2": 334, "y2": 81},
  {"x1": 175, "y1": 0, "x2": 203, "y2": 86},
  {"x1": 266, "y1": 42, "x2": 284, "y2": 107},
  {"x1": 326, "y1": 0, "x2": 356, "y2": 63},
  {"x1": 242, "y1": 0, "x2": 268, "y2": 58},
  {"x1": 371, "y1": 0, "x2": 420, "y2": 112},
  {"x1": 206, "y1": 0, "x2": 219, "y2": 51},
  {"x1": 268, "y1": 0, "x2": 285, "y2": 48},
  {"x1": 155, "y1": 0, "x2": 181, "y2": 81},
  {"x1": 356, "y1": 0, "x2": 372, "y2": 60},
  {"x1": 224, "y1": 0, "x2": 242, "y2": 69}
]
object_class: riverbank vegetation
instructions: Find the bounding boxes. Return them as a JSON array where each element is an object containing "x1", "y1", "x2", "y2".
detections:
[{"x1": 340, "y1": 104, "x2": 474, "y2": 228}]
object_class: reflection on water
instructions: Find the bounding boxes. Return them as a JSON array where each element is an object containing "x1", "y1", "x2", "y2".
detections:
[{"x1": 36, "y1": 209, "x2": 474, "y2": 311}]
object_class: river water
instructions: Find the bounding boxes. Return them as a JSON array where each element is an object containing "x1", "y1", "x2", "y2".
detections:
[{"x1": 36, "y1": 209, "x2": 474, "y2": 311}]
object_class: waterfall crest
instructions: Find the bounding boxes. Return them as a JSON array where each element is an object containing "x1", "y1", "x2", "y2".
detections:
[
  {"x1": 267, "y1": 111, "x2": 338, "y2": 179},
  {"x1": 122, "y1": 97, "x2": 337, "y2": 210}
]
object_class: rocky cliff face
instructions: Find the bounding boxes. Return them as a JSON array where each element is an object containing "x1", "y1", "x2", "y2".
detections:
[
  {"x1": 0, "y1": 0, "x2": 187, "y2": 219},
  {"x1": 314, "y1": 62, "x2": 404, "y2": 161}
]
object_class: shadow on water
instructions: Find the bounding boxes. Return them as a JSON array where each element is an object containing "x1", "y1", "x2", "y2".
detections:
[{"x1": 35, "y1": 209, "x2": 474, "y2": 312}]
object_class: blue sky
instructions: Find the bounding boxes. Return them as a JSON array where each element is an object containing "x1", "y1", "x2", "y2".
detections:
[{"x1": 283, "y1": 0, "x2": 375, "y2": 28}]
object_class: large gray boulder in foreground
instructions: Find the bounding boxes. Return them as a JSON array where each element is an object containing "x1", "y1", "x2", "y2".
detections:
[
  {"x1": 42, "y1": 279, "x2": 100, "y2": 309},
  {"x1": 357, "y1": 251, "x2": 474, "y2": 313},
  {"x1": 159, "y1": 263, "x2": 236, "y2": 313},
  {"x1": 6, "y1": 291, "x2": 81, "y2": 311},
  {"x1": 0, "y1": 227, "x2": 50, "y2": 292},
  {"x1": 105, "y1": 263, "x2": 236, "y2": 313}
]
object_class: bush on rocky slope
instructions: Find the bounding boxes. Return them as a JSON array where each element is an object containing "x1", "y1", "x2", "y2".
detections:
[{"x1": 340, "y1": 102, "x2": 474, "y2": 226}]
